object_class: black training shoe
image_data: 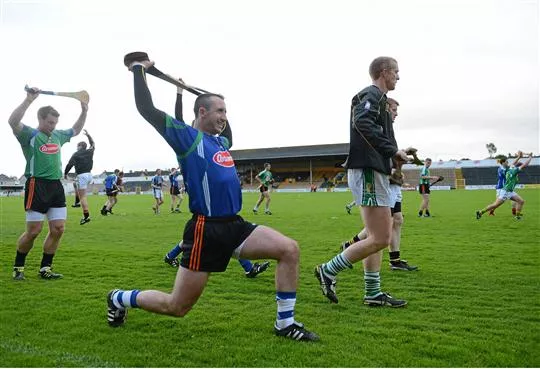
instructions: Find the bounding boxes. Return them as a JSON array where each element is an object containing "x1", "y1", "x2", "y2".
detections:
[
  {"x1": 101, "y1": 209, "x2": 108, "y2": 216},
  {"x1": 476, "y1": 210, "x2": 482, "y2": 220},
  {"x1": 274, "y1": 321, "x2": 319, "y2": 341},
  {"x1": 80, "y1": 217, "x2": 91, "y2": 225},
  {"x1": 39, "y1": 267, "x2": 63, "y2": 279},
  {"x1": 364, "y1": 292, "x2": 407, "y2": 307},
  {"x1": 164, "y1": 255, "x2": 180, "y2": 268},
  {"x1": 390, "y1": 260, "x2": 418, "y2": 271},
  {"x1": 107, "y1": 289, "x2": 127, "y2": 327},
  {"x1": 345, "y1": 205, "x2": 352, "y2": 215},
  {"x1": 314, "y1": 264, "x2": 338, "y2": 303},
  {"x1": 252, "y1": 209, "x2": 258, "y2": 215},
  {"x1": 13, "y1": 267, "x2": 25, "y2": 281},
  {"x1": 245, "y1": 261, "x2": 270, "y2": 278},
  {"x1": 264, "y1": 210, "x2": 272, "y2": 215},
  {"x1": 72, "y1": 203, "x2": 81, "y2": 208}
]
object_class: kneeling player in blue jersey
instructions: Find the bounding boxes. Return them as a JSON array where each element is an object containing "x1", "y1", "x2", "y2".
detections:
[
  {"x1": 106, "y1": 59, "x2": 318, "y2": 341},
  {"x1": 162, "y1": 79, "x2": 270, "y2": 278}
]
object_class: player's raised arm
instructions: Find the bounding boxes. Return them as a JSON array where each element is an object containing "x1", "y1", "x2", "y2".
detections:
[
  {"x1": 129, "y1": 61, "x2": 168, "y2": 136},
  {"x1": 71, "y1": 101, "x2": 89, "y2": 136},
  {"x1": 175, "y1": 78, "x2": 184, "y2": 122},
  {"x1": 8, "y1": 87, "x2": 40, "y2": 135},
  {"x1": 84, "y1": 129, "x2": 95, "y2": 150},
  {"x1": 519, "y1": 153, "x2": 533, "y2": 169}
]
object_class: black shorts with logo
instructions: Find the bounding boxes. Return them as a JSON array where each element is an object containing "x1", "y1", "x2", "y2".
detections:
[
  {"x1": 419, "y1": 184, "x2": 430, "y2": 195},
  {"x1": 170, "y1": 186, "x2": 180, "y2": 195},
  {"x1": 24, "y1": 177, "x2": 66, "y2": 213},
  {"x1": 180, "y1": 214, "x2": 258, "y2": 272},
  {"x1": 259, "y1": 185, "x2": 269, "y2": 193}
]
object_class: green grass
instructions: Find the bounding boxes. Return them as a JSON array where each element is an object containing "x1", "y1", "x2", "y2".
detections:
[{"x1": 0, "y1": 189, "x2": 539, "y2": 367}]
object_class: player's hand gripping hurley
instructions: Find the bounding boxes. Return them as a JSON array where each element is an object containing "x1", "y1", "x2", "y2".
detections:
[
  {"x1": 24, "y1": 85, "x2": 90, "y2": 104},
  {"x1": 123, "y1": 52, "x2": 213, "y2": 96}
]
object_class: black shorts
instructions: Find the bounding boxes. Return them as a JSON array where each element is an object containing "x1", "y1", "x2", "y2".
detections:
[
  {"x1": 170, "y1": 186, "x2": 180, "y2": 196},
  {"x1": 106, "y1": 188, "x2": 118, "y2": 197},
  {"x1": 419, "y1": 184, "x2": 430, "y2": 195},
  {"x1": 259, "y1": 185, "x2": 269, "y2": 193},
  {"x1": 180, "y1": 214, "x2": 258, "y2": 272},
  {"x1": 24, "y1": 177, "x2": 66, "y2": 213},
  {"x1": 391, "y1": 201, "x2": 402, "y2": 215}
]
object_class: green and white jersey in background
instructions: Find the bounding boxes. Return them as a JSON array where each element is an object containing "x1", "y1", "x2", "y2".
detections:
[
  {"x1": 503, "y1": 167, "x2": 521, "y2": 192},
  {"x1": 257, "y1": 169, "x2": 273, "y2": 186},
  {"x1": 419, "y1": 166, "x2": 430, "y2": 184},
  {"x1": 16, "y1": 124, "x2": 74, "y2": 180}
]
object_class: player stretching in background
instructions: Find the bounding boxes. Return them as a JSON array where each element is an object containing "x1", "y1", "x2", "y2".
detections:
[
  {"x1": 253, "y1": 163, "x2": 274, "y2": 215},
  {"x1": 477, "y1": 152, "x2": 532, "y2": 220},
  {"x1": 151, "y1": 169, "x2": 164, "y2": 214},
  {"x1": 169, "y1": 167, "x2": 183, "y2": 213},
  {"x1": 488, "y1": 155, "x2": 520, "y2": 216}
]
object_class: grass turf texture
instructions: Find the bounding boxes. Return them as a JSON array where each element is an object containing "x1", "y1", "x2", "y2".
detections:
[{"x1": 0, "y1": 189, "x2": 538, "y2": 367}]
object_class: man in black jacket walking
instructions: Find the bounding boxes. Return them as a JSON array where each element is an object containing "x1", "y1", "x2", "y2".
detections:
[{"x1": 315, "y1": 56, "x2": 409, "y2": 306}]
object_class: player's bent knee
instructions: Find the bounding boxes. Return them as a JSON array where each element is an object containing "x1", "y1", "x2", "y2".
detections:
[{"x1": 280, "y1": 238, "x2": 299, "y2": 262}]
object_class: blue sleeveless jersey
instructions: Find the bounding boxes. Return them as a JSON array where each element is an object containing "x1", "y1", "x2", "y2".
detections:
[
  {"x1": 104, "y1": 174, "x2": 117, "y2": 189},
  {"x1": 169, "y1": 173, "x2": 179, "y2": 188},
  {"x1": 162, "y1": 115, "x2": 241, "y2": 217},
  {"x1": 496, "y1": 166, "x2": 506, "y2": 189}
]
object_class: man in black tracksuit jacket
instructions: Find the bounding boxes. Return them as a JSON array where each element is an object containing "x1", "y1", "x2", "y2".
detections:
[{"x1": 315, "y1": 56, "x2": 409, "y2": 307}]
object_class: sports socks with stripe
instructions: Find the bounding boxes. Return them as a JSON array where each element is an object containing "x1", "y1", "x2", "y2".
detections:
[
  {"x1": 275, "y1": 291, "x2": 296, "y2": 329},
  {"x1": 364, "y1": 271, "x2": 382, "y2": 297},
  {"x1": 323, "y1": 252, "x2": 353, "y2": 277},
  {"x1": 111, "y1": 290, "x2": 140, "y2": 309}
]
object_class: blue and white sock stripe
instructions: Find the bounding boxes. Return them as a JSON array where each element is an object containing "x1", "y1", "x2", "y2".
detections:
[
  {"x1": 113, "y1": 289, "x2": 140, "y2": 308},
  {"x1": 276, "y1": 291, "x2": 296, "y2": 329}
]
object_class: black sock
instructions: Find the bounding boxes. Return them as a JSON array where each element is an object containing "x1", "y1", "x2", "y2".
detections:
[
  {"x1": 84, "y1": 211, "x2": 90, "y2": 219},
  {"x1": 389, "y1": 251, "x2": 401, "y2": 264},
  {"x1": 418, "y1": 210, "x2": 423, "y2": 216},
  {"x1": 425, "y1": 210, "x2": 431, "y2": 216},
  {"x1": 102, "y1": 205, "x2": 107, "y2": 211},
  {"x1": 14, "y1": 250, "x2": 28, "y2": 268},
  {"x1": 40, "y1": 253, "x2": 55, "y2": 269}
]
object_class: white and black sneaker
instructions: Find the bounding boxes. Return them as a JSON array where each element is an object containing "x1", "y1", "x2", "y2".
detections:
[
  {"x1": 274, "y1": 321, "x2": 319, "y2": 341},
  {"x1": 107, "y1": 289, "x2": 127, "y2": 327},
  {"x1": 364, "y1": 292, "x2": 407, "y2": 308},
  {"x1": 390, "y1": 260, "x2": 418, "y2": 271},
  {"x1": 314, "y1": 264, "x2": 338, "y2": 303}
]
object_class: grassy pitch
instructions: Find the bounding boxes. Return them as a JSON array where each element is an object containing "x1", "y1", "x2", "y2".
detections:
[{"x1": 0, "y1": 189, "x2": 538, "y2": 367}]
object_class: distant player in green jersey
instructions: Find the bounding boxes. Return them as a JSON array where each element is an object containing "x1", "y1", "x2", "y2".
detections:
[
  {"x1": 418, "y1": 158, "x2": 440, "y2": 217},
  {"x1": 477, "y1": 151, "x2": 533, "y2": 220},
  {"x1": 8, "y1": 86, "x2": 89, "y2": 280},
  {"x1": 253, "y1": 163, "x2": 274, "y2": 215}
]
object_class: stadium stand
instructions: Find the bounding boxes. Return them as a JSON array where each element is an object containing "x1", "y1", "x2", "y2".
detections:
[{"x1": 4, "y1": 145, "x2": 538, "y2": 193}]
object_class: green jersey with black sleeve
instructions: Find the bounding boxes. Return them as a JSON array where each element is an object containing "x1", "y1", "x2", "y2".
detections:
[{"x1": 15, "y1": 124, "x2": 74, "y2": 180}]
